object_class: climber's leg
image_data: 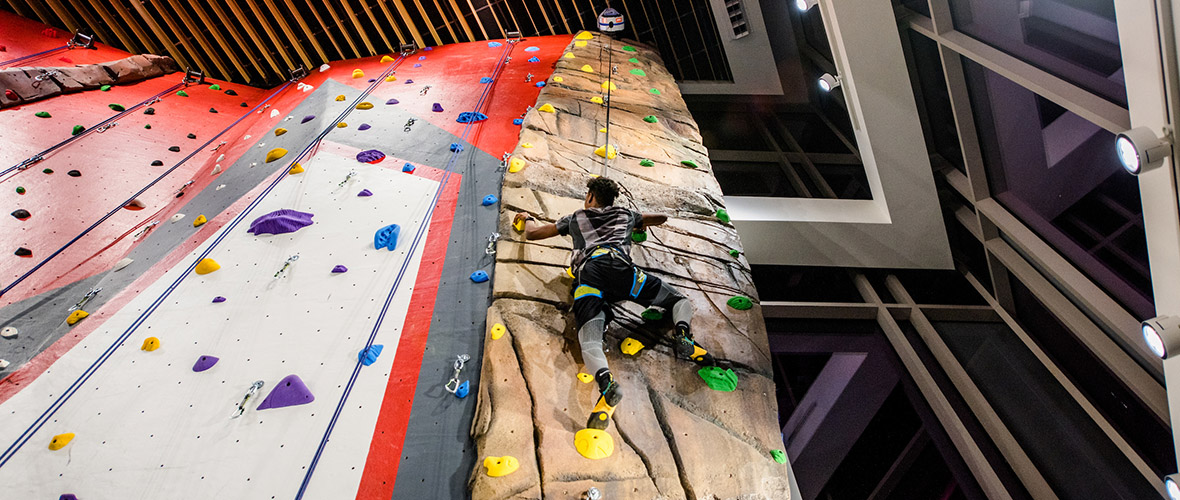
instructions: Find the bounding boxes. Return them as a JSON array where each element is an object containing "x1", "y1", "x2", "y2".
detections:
[
  {"x1": 573, "y1": 272, "x2": 623, "y2": 430},
  {"x1": 639, "y1": 277, "x2": 716, "y2": 366}
]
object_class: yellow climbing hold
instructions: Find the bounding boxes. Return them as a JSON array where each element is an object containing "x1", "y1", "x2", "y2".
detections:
[
  {"x1": 537, "y1": 103, "x2": 556, "y2": 113},
  {"x1": 521, "y1": 142, "x2": 533, "y2": 148},
  {"x1": 385, "y1": 75, "x2": 397, "y2": 82},
  {"x1": 580, "y1": 64, "x2": 594, "y2": 73},
  {"x1": 66, "y1": 310, "x2": 88, "y2": 326},
  {"x1": 591, "y1": 96, "x2": 604, "y2": 104},
  {"x1": 352, "y1": 69, "x2": 364, "y2": 79},
  {"x1": 288, "y1": 163, "x2": 305, "y2": 175},
  {"x1": 575, "y1": 31, "x2": 594, "y2": 40},
  {"x1": 490, "y1": 323, "x2": 507, "y2": 340},
  {"x1": 599, "y1": 128, "x2": 607, "y2": 133},
  {"x1": 601, "y1": 81, "x2": 617, "y2": 91},
  {"x1": 141, "y1": 337, "x2": 160, "y2": 351},
  {"x1": 274, "y1": 128, "x2": 288, "y2": 136},
  {"x1": 563, "y1": 52, "x2": 575, "y2": 59},
  {"x1": 513, "y1": 217, "x2": 526, "y2": 233},
  {"x1": 335, "y1": 94, "x2": 347, "y2": 101},
  {"x1": 564, "y1": 267, "x2": 575, "y2": 279},
  {"x1": 483, "y1": 456, "x2": 520, "y2": 477},
  {"x1": 508, "y1": 157, "x2": 526, "y2": 173},
  {"x1": 337, "y1": 122, "x2": 348, "y2": 128},
  {"x1": 575, "y1": 41, "x2": 588, "y2": 47},
  {"x1": 577, "y1": 372, "x2": 594, "y2": 383},
  {"x1": 192, "y1": 214, "x2": 207, "y2": 227},
  {"x1": 621, "y1": 337, "x2": 645, "y2": 355},
  {"x1": 574, "y1": 428, "x2": 614, "y2": 460},
  {"x1": 594, "y1": 144, "x2": 617, "y2": 159},
  {"x1": 553, "y1": 76, "x2": 564, "y2": 82},
  {"x1": 48, "y1": 433, "x2": 74, "y2": 451},
  {"x1": 380, "y1": 55, "x2": 395, "y2": 63},
  {"x1": 265, "y1": 148, "x2": 288, "y2": 163},
  {"x1": 195, "y1": 258, "x2": 220, "y2": 275},
  {"x1": 356, "y1": 102, "x2": 374, "y2": 110}
]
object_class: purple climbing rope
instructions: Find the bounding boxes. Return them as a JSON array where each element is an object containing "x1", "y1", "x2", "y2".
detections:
[{"x1": 0, "y1": 44, "x2": 68, "y2": 67}]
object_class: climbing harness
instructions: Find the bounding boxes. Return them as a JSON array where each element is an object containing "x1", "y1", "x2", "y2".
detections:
[
  {"x1": 232, "y1": 380, "x2": 266, "y2": 419},
  {"x1": 67, "y1": 287, "x2": 101, "y2": 313},
  {"x1": 485, "y1": 232, "x2": 501, "y2": 255},
  {"x1": 403, "y1": 118, "x2": 416, "y2": 132},
  {"x1": 273, "y1": 254, "x2": 299, "y2": 279},
  {"x1": 444, "y1": 354, "x2": 472, "y2": 398}
]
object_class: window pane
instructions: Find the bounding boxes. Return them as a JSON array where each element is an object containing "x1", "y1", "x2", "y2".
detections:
[
  {"x1": 949, "y1": 0, "x2": 1127, "y2": 107},
  {"x1": 961, "y1": 58, "x2": 1154, "y2": 318}
]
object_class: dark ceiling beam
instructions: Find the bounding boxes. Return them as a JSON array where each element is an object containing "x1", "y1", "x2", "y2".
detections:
[
  {"x1": 373, "y1": 0, "x2": 411, "y2": 51},
  {"x1": 464, "y1": 0, "x2": 490, "y2": 39},
  {"x1": 867, "y1": 428, "x2": 932, "y2": 500},
  {"x1": 204, "y1": 0, "x2": 270, "y2": 81},
  {"x1": 127, "y1": 0, "x2": 193, "y2": 71},
  {"x1": 189, "y1": 1, "x2": 254, "y2": 83},
  {"x1": 221, "y1": 0, "x2": 285, "y2": 78},
  {"x1": 409, "y1": 0, "x2": 443, "y2": 45},
  {"x1": 317, "y1": 0, "x2": 362, "y2": 59},
  {"x1": 161, "y1": 0, "x2": 232, "y2": 78},
  {"x1": 358, "y1": 0, "x2": 398, "y2": 53},
  {"x1": 83, "y1": 0, "x2": 141, "y2": 54},
  {"x1": 296, "y1": 0, "x2": 345, "y2": 60},
  {"x1": 41, "y1": 0, "x2": 80, "y2": 33},
  {"x1": 337, "y1": 0, "x2": 378, "y2": 55},
  {"x1": 447, "y1": 0, "x2": 476, "y2": 41},
  {"x1": 389, "y1": 0, "x2": 428, "y2": 49},
  {"x1": 241, "y1": 0, "x2": 302, "y2": 69},
  {"x1": 432, "y1": 0, "x2": 460, "y2": 42},
  {"x1": 148, "y1": 0, "x2": 215, "y2": 74},
  {"x1": 106, "y1": 0, "x2": 161, "y2": 54},
  {"x1": 263, "y1": 0, "x2": 323, "y2": 68}
]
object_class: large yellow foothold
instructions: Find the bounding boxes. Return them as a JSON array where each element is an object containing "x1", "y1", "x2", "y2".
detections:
[
  {"x1": 385, "y1": 75, "x2": 397, "y2": 82},
  {"x1": 48, "y1": 433, "x2": 74, "y2": 450},
  {"x1": 356, "y1": 102, "x2": 374, "y2": 110},
  {"x1": 553, "y1": 76, "x2": 564, "y2": 82},
  {"x1": 192, "y1": 214, "x2": 207, "y2": 227},
  {"x1": 599, "y1": 128, "x2": 607, "y2": 133},
  {"x1": 288, "y1": 163, "x2": 305, "y2": 175},
  {"x1": 265, "y1": 148, "x2": 288, "y2": 163},
  {"x1": 577, "y1": 372, "x2": 594, "y2": 383},
  {"x1": 513, "y1": 217, "x2": 526, "y2": 233},
  {"x1": 508, "y1": 157, "x2": 526, "y2": 173},
  {"x1": 563, "y1": 52, "x2": 575, "y2": 59},
  {"x1": 335, "y1": 94, "x2": 347, "y2": 101},
  {"x1": 380, "y1": 55, "x2": 395, "y2": 63},
  {"x1": 66, "y1": 310, "x2": 88, "y2": 326},
  {"x1": 274, "y1": 128, "x2": 288, "y2": 136},
  {"x1": 537, "y1": 103, "x2": 556, "y2": 113},
  {"x1": 580, "y1": 64, "x2": 594, "y2": 73},
  {"x1": 141, "y1": 337, "x2": 160, "y2": 351},
  {"x1": 575, "y1": 41, "x2": 588, "y2": 47},
  {"x1": 483, "y1": 456, "x2": 520, "y2": 477},
  {"x1": 621, "y1": 337, "x2": 646, "y2": 356},
  {"x1": 490, "y1": 323, "x2": 507, "y2": 340},
  {"x1": 574, "y1": 429, "x2": 614, "y2": 460},
  {"x1": 590, "y1": 96, "x2": 604, "y2": 104},
  {"x1": 575, "y1": 31, "x2": 594, "y2": 40},
  {"x1": 337, "y1": 122, "x2": 348, "y2": 128},
  {"x1": 601, "y1": 81, "x2": 618, "y2": 91},
  {"x1": 195, "y1": 258, "x2": 220, "y2": 275},
  {"x1": 594, "y1": 144, "x2": 617, "y2": 159},
  {"x1": 352, "y1": 69, "x2": 364, "y2": 79}
]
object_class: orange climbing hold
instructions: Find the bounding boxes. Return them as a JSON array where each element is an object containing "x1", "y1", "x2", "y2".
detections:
[
  {"x1": 48, "y1": 433, "x2": 74, "y2": 450},
  {"x1": 141, "y1": 337, "x2": 160, "y2": 351},
  {"x1": 336, "y1": 122, "x2": 348, "y2": 128},
  {"x1": 356, "y1": 102, "x2": 374, "y2": 110},
  {"x1": 335, "y1": 95, "x2": 346, "y2": 101}
]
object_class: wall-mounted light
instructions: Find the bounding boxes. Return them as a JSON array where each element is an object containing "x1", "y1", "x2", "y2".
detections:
[
  {"x1": 1115, "y1": 126, "x2": 1172, "y2": 175},
  {"x1": 818, "y1": 73, "x2": 841, "y2": 92},
  {"x1": 1142, "y1": 315, "x2": 1180, "y2": 359},
  {"x1": 795, "y1": 0, "x2": 819, "y2": 12},
  {"x1": 1166, "y1": 474, "x2": 1180, "y2": 500}
]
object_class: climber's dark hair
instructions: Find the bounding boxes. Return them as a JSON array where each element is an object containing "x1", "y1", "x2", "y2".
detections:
[{"x1": 586, "y1": 177, "x2": 619, "y2": 206}]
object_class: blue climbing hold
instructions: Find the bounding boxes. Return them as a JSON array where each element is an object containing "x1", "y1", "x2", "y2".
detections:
[
  {"x1": 488, "y1": 41, "x2": 503, "y2": 48},
  {"x1": 482, "y1": 194, "x2": 498, "y2": 206},
  {"x1": 536, "y1": 81, "x2": 546, "y2": 87},
  {"x1": 359, "y1": 344, "x2": 384, "y2": 366},
  {"x1": 480, "y1": 77, "x2": 493, "y2": 84},
  {"x1": 524, "y1": 46, "x2": 540, "y2": 52},
  {"x1": 403, "y1": 162, "x2": 415, "y2": 173},
  {"x1": 375, "y1": 224, "x2": 400, "y2": 251},
  {"x1": 418, "y1": 55, "x2": 426, "y2": 60},
  {"x1": 455, "y1": 380, "x2": 470, "y2": 398},
  {"x1": 413, "y1": 63, "x2": 422, "y2": 68},
  {"x1": 470, "y1": 270, "x2": 489, "y2": 283},
  {"x1": 456, "y1": 111, "x2": 488, "y2": 123},
  {"x1": 450, "y1": 143, "x2": 463, "y2": 152},
  {"x1": 527, "y1": 56, "x2": 540, "y2": 63},
  {"x1": 512, "y1": 118, "x2": 523, "y2": 125}
]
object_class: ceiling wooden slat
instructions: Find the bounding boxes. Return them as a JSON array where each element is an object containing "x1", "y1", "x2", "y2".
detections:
[
  {"x1": 21, "y1": 0, "x2": 55, "y2": 26},
  {"x1": 316, "y1": 0, "x2": 363, "y2": 59},
  {"x1": 464, "y1": 0, "x2": 489, "y2": 40},
  {"x1": 59, "y1": 0, "x2": 115, "y2": 50},
  {"x1": 222, "y1": 0, "x2": 286, "y2": 76},
  {"x1": 358, "y1": 0, "x2": 398, "y2": 52},
  {"x1": 82, "y1": 0, "x2": 142, "y2": 54},
  {"x1": 447, "y1": 0, "x2": 476, "y2": 42},
  {"x1": 159, "y1": 0, "x2": 231, "y2": 78},
  {"x1": 259, "y1": 0, "x2": 319, "y2": 69},
  {"x1": 337, "y1": 0, "x2": 378, "y2": 55},
  {"x1": 148, "y1": 0, "x2": 215, "y2": 74},
  {"x1": 41, "y1": 0, "x2": 80, "y2": 33},
  {"x1": 389, "y1": 0, "x2": 428, "y2": 49},
  {"x1": 204, "y1": 0, "x2": 270, "y2": 81},
  {"x1": 279, "y1": 0, "x2": 329, "y2": 63},
  {"x1": 106, "y1": 0, "x2": 162, "y2": 54},
  {"x1": 410, "y1": 0, "x2": 444, "y2": 46},
  {"x1": 431, "y1": 0, "x2": 459, "y2": 43},
  {"x1": 373, "y1": 0, "x2": 411, "y2": 51},
  {"x1": 241, "y1": 0, "x2": 301, "y2": 69},
  {"x1": 188, "y1": 2, "x2": 254, "y2": 82},
  {"x1": 127, "y1": 0, "x2": 193, "y2": 71},
  {"x1": 3, "y1": 0, "x2": 32, "y2": 20},
  {"x1": 548, "y1": 0, "x2": 572, "y2": 34}
]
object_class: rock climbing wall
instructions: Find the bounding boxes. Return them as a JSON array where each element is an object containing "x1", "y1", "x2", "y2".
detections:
[{"x1": 472, "y1": 33, "x2": 793, "y2": 499}]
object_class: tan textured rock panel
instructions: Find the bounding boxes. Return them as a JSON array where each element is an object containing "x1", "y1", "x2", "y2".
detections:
[
  {"x1": 472, "y1": 33, "x2": 788, "y2": 500},
  {"x1": 0, "y1": 54, "x2": 178, "y2": 108}
]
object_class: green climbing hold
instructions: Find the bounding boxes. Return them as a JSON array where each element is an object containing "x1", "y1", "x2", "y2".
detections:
[
  {"x1": 630, "y1": 68, "x2": 646, "y2": 77},
  {"x1": 42, "y1": 168, "x2": 52, "y2": 174},
  {"x1": 631, "y1": 230, "x2": 647, "y2": 243},
  {"x1": 649, "y1": 88, "x2": 661, "y2": 95},
  {"x1": 15, "y1": 186, "x2": 25, "y2": 194},
  {"x1": 628, "y1": 57, "x2": 639, "y2": 64},
  {"x1": 727, "y1": 295, "x2": 753, "y2": 310},
  {"x1": 177, "y1": 90, "x2": 189, "y2": 97},
  {"x1": 728, "y1": 249, "x2": 740, "y2": 258},
  {"x1": 639, "y1": 159, "x2": 654, "y2": 167},
  {"x1": 144, "y1": 124, "x2": 151, "y2": 129},
  {"x1": 34, "y1": 111, "x2": 50, "y2": 118},
  {"x1": 770, "y1": 450, "x2": 787, "y2": 464},
  {"x1": 681, "y1": 160, "x2": 699, "y2": 169},
  {"x1": 209, "y1": 84, "x2": 221, "y2": 90},
  {"x1": 698, "y1": 366, "x2": 737, "y2": 392},
  {"x1": 716, "y1": 208, "x2": 730, "y2": 224},
  {"x1": 643, "y1": 115, "x2": 658, "y2": 123},
  {"x1": 622, "y1": 45, "x2": 637, "y2": 52},
  {"x1": 71, "y1": 125, "x2": 84, "y2": 135},
  {"x1": 641, "y1": 308, "x2": 663, "y2": 321},
  {"x1": 108, "y1": 103, "x2": 125, "y2": 111},
  {"x1": 100, "y1": 84, "x2": 111, "y2": 91}
]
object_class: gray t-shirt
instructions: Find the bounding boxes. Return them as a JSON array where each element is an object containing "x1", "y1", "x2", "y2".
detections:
[{"x1": 556, "y1": 206, "x2": 642, "y2": 267}]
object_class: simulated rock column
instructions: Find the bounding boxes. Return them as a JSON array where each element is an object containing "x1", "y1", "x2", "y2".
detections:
[{"x1": 470, "y1": 32, "x2": 791, "y2": 499}]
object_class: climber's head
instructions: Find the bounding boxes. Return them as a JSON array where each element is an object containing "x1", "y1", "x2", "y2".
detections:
[{"x1": 585, "y1": 177, "x2": 619, "y2": 208}]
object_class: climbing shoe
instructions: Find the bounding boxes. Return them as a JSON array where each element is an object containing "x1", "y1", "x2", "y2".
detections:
[
  {"x1": 587, "y1": 369, "x2": 622, "y2": 430},
  {"x1": 675, "y1": 335, "x2": 716, "y2": 367}
]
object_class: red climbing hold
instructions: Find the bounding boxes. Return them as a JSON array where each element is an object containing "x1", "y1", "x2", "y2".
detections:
[
  {"x1": 4, "y1": 89, "x2": 16, "y2": 101},
  {"x1": 41, "y1": 28, "x2": 58, "y2": 38}
]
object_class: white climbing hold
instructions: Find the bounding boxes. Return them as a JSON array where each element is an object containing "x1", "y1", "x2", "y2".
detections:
[
  {"x1": 170, "y1": 213, "x2": 186, "y2": 223},
  {"x1": 244, "y1": 135, "x2": 252, "y2": 140},
  {"x1": 258, "y1": 142, "x2": 266, "y2": 148},
  {"x1": 1, "y1": 326, "x2": 17, "y2": 338},
  {"x1": 217, "y1": 154, "x2": 225, "y2": 162},
  {"x1": 211, "y1": 164, "x2": 222, "y2": 175},
  {"x1": 250, "y1": 162, "x2": 257, "y2": 168},
  {"x1": 215, "y1": 184, "x2": 226, "y2": 191},
  {"x1": 269, "y1": 109, "x2": 280, "y2": 118},
  {"x1": 0, "y1": 359, "x2": 9, "y2": 369},
  {"x1": 319, "y1": 63, "x2": 330, "y2": 72},
  {"x1": 113, "y1": 257, "x2": 133, "y2": 272}
]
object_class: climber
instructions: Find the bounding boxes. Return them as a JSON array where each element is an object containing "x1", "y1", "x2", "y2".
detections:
[{"x1": 513, "y1": 177, "x2": 715, "y2": 432}]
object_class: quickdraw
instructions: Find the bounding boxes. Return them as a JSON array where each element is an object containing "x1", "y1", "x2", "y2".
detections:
[
  {"x1": 485, "y1": 232, "x2": 501, "y2": 255},
  {"x1": 68, "y1": 287, "x2": 102, "y2": 313},
  {"x1": 403, "y1": 118, "x2": 416, "y2": 133},
  {"x1": 31, "y1": 70, "x2": 59, "y2": 88},
  {"x1": 444, "y1": 354, "x2": 471, "y2": 398},
  {"x1": 273, "y1": 254, "x2": 299, "y2": 279},
  {"x1": 232, "y1": 380, "x2": 265, "y2": 418}
]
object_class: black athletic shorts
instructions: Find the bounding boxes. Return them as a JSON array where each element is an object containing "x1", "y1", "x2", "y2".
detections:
[{"x1": 571, "y1": 249, "x2": 665, "y2": 327}]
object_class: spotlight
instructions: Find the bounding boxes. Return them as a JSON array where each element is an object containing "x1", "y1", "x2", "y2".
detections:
[
  {"x1": 1141, "y1": 316, "x2": 1180, "y2": 359},
  {"x1": 1115, "y1": 126, "x2": 1172, "y2": 175},
  {"x1": 795, "y1": 0, "x2": 819, "y2": 12},
  {"x1": 818, "y1": 73, "x2": 841, "y2": 92},
  {"x1": 1167, "y1": 474, "x2": 1180, "y2": 500}
]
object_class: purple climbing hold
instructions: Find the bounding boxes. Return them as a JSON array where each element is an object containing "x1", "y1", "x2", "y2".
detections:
[
  {"x1": 247, "y1": 209, "x2": 315, "y2": 236},
  {"x1": 357, "y1": 189, "x2": 372, "y2": 197},
  {"x1": 386, "y1": 98, "x2": 399, "y2": 105},
  {"x1": 431, "y1": 102, "x2": 444, "y2": 112},
  {"x1": 301, "y1": 115, "x2": 315, "y2": 124},
  {"x1": 358, "y1": 123, "x2": 371, "y2": 131},
  {"x1": 368, "y1": 78, "x2": 376, "y2": 82},
  {"x1": 356, "y1": 149, "x2": 385, "y2": 164},
  {"x1": 332, "y1": 265, "x2": 348, "y2": 273},
  {"x1": 423, "y1": 46, "x2": 433, "y2": 51},
  {"x1": 413, "y1": 63, "x2": 422, "y2": 68},
  {"x1": 375, "y1": 223, "x2": 400, "y2": 250},
  {"x1": 418, "y1": 55, "x2": 426, "y2": 60},
  {"x1": 359, "y1": 344, "x2": 383, "y2": 366},
  {"x1": 192, "y1": 355, "x2": 219, "y2": 372},
  {"x1": 257, "y1": 374, "x2": 315, "y2": 410},
  {"x1": 60, "y1": 495, "x2": 78, "y2": 500},
  {"x1": 402, "y1": 163, "x2": 415, "y2": 173},
  {"x1": 212, "y1": 296, "x2": 227, "y2": 303},
  {"x1": 404, "y1": 79, "x2": 413, "y2": 84}
]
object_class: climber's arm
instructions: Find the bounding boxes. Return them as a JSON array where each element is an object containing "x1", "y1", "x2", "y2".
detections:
[
  {"x1": 515, "y1": 212, "x2": 560, "y2": 240},
  {"x1": 635, "y1": 213, "x2": 667, "y2": 231}
]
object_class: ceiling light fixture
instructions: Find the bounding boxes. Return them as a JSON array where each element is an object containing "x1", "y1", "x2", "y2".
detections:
[
  {"x1": 795, "y1": 0, "x2": 819, "y2": 12},
  {"x1": 818, "y1": 73, "x2": 841, "y2": 92},
  {"x1": 1142, "y1": 316, "x2": 1180, "y2": 359},
  {"x1": 1115, "y1": 126, "x2": 1172, "y2": 175}
]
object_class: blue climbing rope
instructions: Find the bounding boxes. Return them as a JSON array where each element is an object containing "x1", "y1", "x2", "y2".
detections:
[
  {"x1": 0, "y1": 82, "x2": 186, "y2": 179},
  {"x1": 0, "y1": 45, "x2": 68, "y2": 67},
  {"x1": 293, "y1": 40, "x2": 517, "y2": 499}
]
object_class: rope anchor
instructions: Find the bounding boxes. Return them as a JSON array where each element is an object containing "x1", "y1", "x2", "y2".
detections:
[{"x1": 444, "y1": 354, "x2": 472, "y2": 398}]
